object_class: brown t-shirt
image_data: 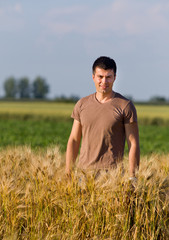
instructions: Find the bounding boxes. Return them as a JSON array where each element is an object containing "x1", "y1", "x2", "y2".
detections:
[{"x1": 71, "y1": 92, "x2": 137, "y2": 170}]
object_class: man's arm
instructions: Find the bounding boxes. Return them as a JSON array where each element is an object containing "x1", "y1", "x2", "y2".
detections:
[
  {"x1": 66, "y1": 119, "x2": 82, "y2": 176},
  {"x1": 125, "y1": 122, "x2": 140, "y2": 178}
]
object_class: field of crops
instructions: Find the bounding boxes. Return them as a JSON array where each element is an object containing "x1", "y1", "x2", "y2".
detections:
[
  {"x1": 0, "y1": 147, "x2": 169, "y2": 239},
  {"x1": 0, "y1": 101, "x2": 169, "y2": 154},
  {"x1": 0, "y1": 101, "x2": 74, "y2": 118},
  {"x1": 136, "y1": 104, "x2": 169, "y2": 120},
  {"x1": 1, "y1": 101, "x2": 169, "y2": 121},
  {"x1": 0, "y1": 101, "x2": 169, "y2": 239}
]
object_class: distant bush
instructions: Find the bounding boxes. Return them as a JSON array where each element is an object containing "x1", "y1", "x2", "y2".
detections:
[
  {"x1": 149, "y1": 96, "x2": 167, "y2": 104},
  {"x1": 54, "y1": 95, "x2": 80, "y2": 103}
]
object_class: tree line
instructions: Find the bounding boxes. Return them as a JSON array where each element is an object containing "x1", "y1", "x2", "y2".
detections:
[
  {"x1": 3, "y1": 76, "x2": 49, "y2": 99},
  {"x1": 2, "y1": 76, "x2": 169, "y2": 104}
]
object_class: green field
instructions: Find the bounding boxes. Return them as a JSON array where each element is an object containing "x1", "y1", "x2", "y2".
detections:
[
  {"x1": 0, "y1": 119, "x2": 72, "y2": 152},
  {"x1": 0, "y1": 101, "x2": 169, "y2": 154}
]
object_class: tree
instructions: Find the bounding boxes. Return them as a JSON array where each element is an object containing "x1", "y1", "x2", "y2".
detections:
[
  {"x1": 3, "y1": 77, "x2": 18, "y2": 98},
  {"x1": 18, "y1": 77, "x2": 30, "y2": 99},
  {"x1": 32, "y1": 76, "x2": 49, "y2": 99},
  {"x1": 149, "y1": 96, "x2": 166, "y2": 103}
]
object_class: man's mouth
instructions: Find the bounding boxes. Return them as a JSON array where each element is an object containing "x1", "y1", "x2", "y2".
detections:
[{"x1": 100, "y1": 85, "x2": 108, "y2": 89}]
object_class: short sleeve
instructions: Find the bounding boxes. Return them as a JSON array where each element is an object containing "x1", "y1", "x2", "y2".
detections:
[
  {"x1": 71, "y1": 100, "x2": 81, "y2": 122},
  {"x1": 123, "y1": 101, "x2": 137, "y2": 124}
]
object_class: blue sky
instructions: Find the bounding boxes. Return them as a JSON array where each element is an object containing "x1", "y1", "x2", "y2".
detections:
[{"x1": 1, "y1": 0, "x2": 169, "y2": 101}]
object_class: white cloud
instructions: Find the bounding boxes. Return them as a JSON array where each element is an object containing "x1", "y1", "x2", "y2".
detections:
[
  {"x1": 46, "y1": 22, "x2": 75, "y2": 35},
  {"x1": 85, "y1": 0, "x2": 169, "y2": 36},
  {"x1": 41, "y1": 0, "x2": 169, "y2": 37},
  {"x1": 124, "y1": 2, "x2": 169, "y2": 35},
  {"x1": 14, "y1": 3, "x2": 23, "y2": 14},
  {"x1": 41, "y1": 6, "x2": 87, "y2": 36},
  {"x1": 0, "y1": 3, "x2": 24, "y2": 32},
  {"x1": 47, "y1": 6, "x2": 86, "y2": 17}
]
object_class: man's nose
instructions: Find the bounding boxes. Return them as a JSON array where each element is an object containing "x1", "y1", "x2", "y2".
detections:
[{"x1": 102, "y1": 77, "x2": 108, "y2": 83}]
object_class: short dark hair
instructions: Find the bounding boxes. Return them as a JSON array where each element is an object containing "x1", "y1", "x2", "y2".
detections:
[{"x1": 92, "y1": 56, "x2": 117, "y2": 75}]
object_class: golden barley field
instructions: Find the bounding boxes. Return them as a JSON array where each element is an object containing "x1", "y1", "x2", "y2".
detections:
[
  {"x1": 0, "y1": 102, "x2": 74, "y2": 118},
  {"x1": 0, "y1": 146, "x2": 169, "y2": 239},
  {"x1": 136, "y1": 105, "x2": 169, "y2": 120},
  {"x1": 136, "y1": 105, "x2": 169, "y2": 125}
]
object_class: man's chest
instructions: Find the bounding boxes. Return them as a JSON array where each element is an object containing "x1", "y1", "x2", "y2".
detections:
[{"x1": 80, "y1": 103, "x2": 124, "y2": 130}]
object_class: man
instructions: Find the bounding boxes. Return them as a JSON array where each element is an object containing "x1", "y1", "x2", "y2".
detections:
[{"x1": 66, "y1": 56, "x2": 140, "y2": 180}]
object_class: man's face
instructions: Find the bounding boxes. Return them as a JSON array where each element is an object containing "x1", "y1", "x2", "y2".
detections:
[{"x1": 92, "y1": 67, "x2": 116, "y2": 94}]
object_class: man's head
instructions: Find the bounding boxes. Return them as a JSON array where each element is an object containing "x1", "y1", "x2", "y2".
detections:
[
  {"x1": 92, "y1": 56, "x2": 117, "y2": 76},
  {"x1": 92, "y1": 56, "x2": 117, "y2": 95}
]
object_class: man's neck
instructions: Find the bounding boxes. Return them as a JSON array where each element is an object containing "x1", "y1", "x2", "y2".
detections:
[{"x1": 95, "y1": 91, "x2": 115, "y2": 103}]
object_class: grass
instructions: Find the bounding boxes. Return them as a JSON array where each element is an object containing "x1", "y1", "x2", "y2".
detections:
[
  {"x1": 139, "y1": 125, "x2": 169, "y2": 155},
  {"x1": 0, "y1": 101, "x2": 168, "y2": 155},
  {"x1": 0, "y1": 146, "x2": 168, "y2": 239},
  {"x1": 0, "y1": 118, "x2": 72, "y2": 152},
  {"x1": 0, "y1": 117, "x2": 169, "y2": 155},
  {"x1": 0, "y1": 118, "x2": 168, "y2": 155}
]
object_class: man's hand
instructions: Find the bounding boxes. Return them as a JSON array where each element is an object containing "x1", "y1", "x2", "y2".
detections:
[
  {"x1": 65, "y1": 167, "x2": 72, "y2": 180},
  {"x1": 129, "y1": 176, "x2": 137, "y2": 188}
]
